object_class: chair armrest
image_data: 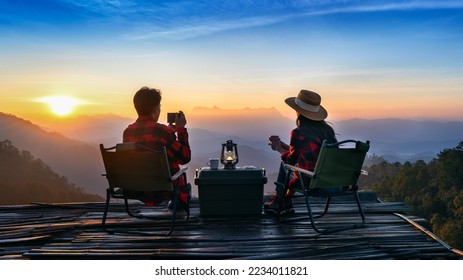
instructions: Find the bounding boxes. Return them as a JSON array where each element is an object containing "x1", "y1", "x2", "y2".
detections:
[
  {"x1": 284, "y1": 164, "x2": 314, "y2": 177},
  {"x1": 171, "y1": 166, "x2": 188, "y2": 181}
]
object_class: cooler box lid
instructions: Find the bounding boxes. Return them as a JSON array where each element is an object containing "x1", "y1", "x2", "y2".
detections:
[{"x1": 195, "y1": 167, "x2": 267, "y2": 185}]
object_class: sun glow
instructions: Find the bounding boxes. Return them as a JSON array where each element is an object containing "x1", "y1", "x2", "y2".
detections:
[{"x1": 38, "y1": 96, "x2": 82, "y2": 116}]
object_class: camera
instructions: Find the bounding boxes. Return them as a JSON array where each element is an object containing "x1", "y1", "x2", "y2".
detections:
[{"x1": 167, "y1": 112, "x2": 181, "y2": 124}]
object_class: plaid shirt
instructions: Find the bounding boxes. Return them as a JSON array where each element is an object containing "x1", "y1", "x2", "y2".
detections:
[
  {"x1": 281, "y1": 128, "x2": 321, "y2": 190},
  {"x1": 123, "y1": 116, "x2": 191, "y2": 173},
  {"x1": 123, "y1": 116, "x2": 191, "y2": 205}
]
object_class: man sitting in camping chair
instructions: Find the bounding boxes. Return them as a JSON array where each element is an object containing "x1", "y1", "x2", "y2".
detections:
[{"x1": 123, "y1": 86, "x2": 191, "y2": 210}]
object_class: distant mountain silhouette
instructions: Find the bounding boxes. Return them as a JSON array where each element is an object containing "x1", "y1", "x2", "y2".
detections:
[
  {"x1": 3, "y1": 109, "x2": 463, "y2": 199},
  {"x1": 188, "y1": 106, "x2": 295, "y2": 143},
  {"x1": 0, "y1": 111, "x2": 285, "y2": 197},
  {"x1": 0, "y1": 113, "x2": 105, "y2": 195},
  {"x1": 335, "y1": 118, "x2": 463, "y2": 162},
  {"x1": 37, "y1": 113, "x2": 133, "y2": 145},
  {"x1": 188, "y1": 109, "x2": 463, "y2": 163},
  {"x1": 0, "y1": 139, "x2": 102, "y2": 205}
]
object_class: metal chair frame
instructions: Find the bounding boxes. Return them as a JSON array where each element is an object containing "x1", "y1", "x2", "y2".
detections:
[
  {"x1": 100, "y1": 143, "x2": 189, "y2": 236},
  {"x1": 280, "y1": 139, "x2": 370, "y2": 233}
]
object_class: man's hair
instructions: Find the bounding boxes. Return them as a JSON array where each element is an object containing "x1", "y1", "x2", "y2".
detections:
[{"x1": 133, "y1": 86, "x2": 162, "y2": 116}]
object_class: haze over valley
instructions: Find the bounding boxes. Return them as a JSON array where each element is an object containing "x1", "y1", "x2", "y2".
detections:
[{"x1": 2, "y1": 107, "x2": 463, "y2": 197}]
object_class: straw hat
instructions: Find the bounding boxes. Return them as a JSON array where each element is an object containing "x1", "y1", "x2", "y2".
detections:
[{"x1": 285, "y1": 89, "x2": 328, "y2": 121}]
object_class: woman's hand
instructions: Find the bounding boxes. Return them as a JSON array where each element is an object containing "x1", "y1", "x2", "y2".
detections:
[
  {"x1": 269, "y1": 136, "x2": 288, "y2": 154},
  {"x1": 280, "y1": 141, "x2": 290, "y2": 151}
]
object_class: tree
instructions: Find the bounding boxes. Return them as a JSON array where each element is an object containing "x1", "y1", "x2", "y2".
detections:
[
  {"x1": 361, "y1": 141, "x2": 463, "y2": 250},
  {"x1": 0, "y1": 139, "x2": 102, "y2": 205}
]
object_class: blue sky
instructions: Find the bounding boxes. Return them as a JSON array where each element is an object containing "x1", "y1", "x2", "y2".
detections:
[{"x1": 1, "y1": 0, "x2": 463, "y2": 120}]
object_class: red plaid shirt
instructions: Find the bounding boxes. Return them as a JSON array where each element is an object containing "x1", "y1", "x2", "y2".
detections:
[
  {"x1": 123, "y1": 116, "x2": 191, "y2": 204},
  {"x1": 281, "y1": 128, "x2": 322, "y2": 190},
  {"x1": 123, "y1": 116, "x2": 191, "y2": 173}
]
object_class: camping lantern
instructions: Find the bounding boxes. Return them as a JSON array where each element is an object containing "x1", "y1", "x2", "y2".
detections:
[{"x1": 221, "y1": 139, "x2": 239, "y2": 169}]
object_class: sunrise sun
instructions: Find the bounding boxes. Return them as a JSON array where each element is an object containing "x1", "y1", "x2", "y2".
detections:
[{"x1": 38, "y1": 96, "x2": 82, "y2": 116}]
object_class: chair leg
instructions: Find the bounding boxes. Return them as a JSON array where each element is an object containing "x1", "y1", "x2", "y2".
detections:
[
  {"x1": 186, "y1": 181, "x2": 191, "y2": 220},
  {"x1": 102, "y1": 189, "x2": 111, "y2": 227},
  {"x1": 306, "y1": 192, "x2": 365, "y2": 233},
  {"x1": 185, "y1": 199, "x2": 190, "y2": 220},
  {"x1": 124, "y1": 198, "x2": 141, "y2": 218},
  {"x1": 167, "y1": 209, "x2": 176, "y2": 236},
  {"x1": 354, "y1": 192, "x2": 366, "y2": 225},
  {"x1": 166, "y1": 194, "x2": 177, "y2": 236},
  {"x1": 314, "y1": 196, "x2": 331, "y2": 218},
  {"x1": 167, "y1": 179, "x2": 184, "y2": 236},
  {"x1": 304, "y1": 193, "x2": 323, "y2": 234}
]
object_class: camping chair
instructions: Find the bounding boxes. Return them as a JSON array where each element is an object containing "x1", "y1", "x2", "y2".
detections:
[
  {"x1": 278, "y1": 139, "x2": 370, "y2": 233},
  {"x1": 100, "y1": 142, "x2": 189, "y2": 236}
]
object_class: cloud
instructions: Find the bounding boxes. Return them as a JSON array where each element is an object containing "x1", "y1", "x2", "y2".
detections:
[
  {"x1": 118, "y1": 0, "x2": 463, "y2": 40},
  {"x1": 126, "y1": 14, "x2": 293, "y2": 40},
  {"x1": 3, "y1": 0, "x2": 463, "y2": 39}
]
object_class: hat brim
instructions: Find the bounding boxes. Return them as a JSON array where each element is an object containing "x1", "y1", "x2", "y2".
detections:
[{"x1": 285, "y1": 97, "x2": 328, "y2": 121}]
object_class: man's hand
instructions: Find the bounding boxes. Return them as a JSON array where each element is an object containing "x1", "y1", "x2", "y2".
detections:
[{"x1": 169, "y1": 111, "x2": 187, "y2": 131}]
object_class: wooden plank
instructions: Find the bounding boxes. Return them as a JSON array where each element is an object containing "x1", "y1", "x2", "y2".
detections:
[
  {"x1": 0, "y1": 235, "x2": 51, "y2": 244},
  {"x1": 0, "y1": 196, "x2": 460, "y2": 260}
]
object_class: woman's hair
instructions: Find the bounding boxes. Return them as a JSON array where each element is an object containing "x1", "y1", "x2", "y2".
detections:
[
  {"x1": 133, "y1": 86, "x2": 162, "y2": 116},
  {"x1": 296, "y1": 114, "x2": 337, "y2": 144}
]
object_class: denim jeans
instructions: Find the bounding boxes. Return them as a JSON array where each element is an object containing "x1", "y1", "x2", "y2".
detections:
[{"x1": 275, "y1": 162, "x2": 291, "y2": 196}]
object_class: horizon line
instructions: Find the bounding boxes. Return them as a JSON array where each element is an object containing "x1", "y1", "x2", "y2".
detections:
[{"x1": 2, "y1": 110, "x2": 463, "y2": 124}]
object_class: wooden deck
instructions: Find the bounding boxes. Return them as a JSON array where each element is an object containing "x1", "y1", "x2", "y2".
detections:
[{"x1": 0, "y1": 191, "x2": 462, "y2": 260}]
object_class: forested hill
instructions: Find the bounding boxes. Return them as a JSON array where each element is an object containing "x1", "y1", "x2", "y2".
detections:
[
  {"x1": 0, "y1": 112, "x2": 104, "y2": 195},
  {"x1": 360, "y1": 141, "x2": 463, "y2": 250},
  {"x1": 0, "y1": 140, "x2": 102, "y2": 205}
]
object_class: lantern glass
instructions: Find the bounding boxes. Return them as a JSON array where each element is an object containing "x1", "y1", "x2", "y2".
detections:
[{"x1": 221, "y1": 139, "x2": 239, "y2": 169}]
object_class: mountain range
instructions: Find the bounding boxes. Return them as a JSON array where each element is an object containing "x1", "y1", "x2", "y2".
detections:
[
  {"x1": 0, "y1": 138, "x2": 102, "y2": 205},
  {"x1": 334, "y1": 118, "x2": 463, "y2": 162},
  {"x1": 1, "y1": 108, "x2": 463, "y2": 196},
  {"x1": 0, "y1": 113, "x2": 105, "y2": 195}
]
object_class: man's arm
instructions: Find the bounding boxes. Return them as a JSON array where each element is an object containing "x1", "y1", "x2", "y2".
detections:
[
  {"x1": 167, "y1": 111, "x2": 191, "y2": 165},
  {"x1": 173, "y1": 127, "x2": 191, "y2": 164}
]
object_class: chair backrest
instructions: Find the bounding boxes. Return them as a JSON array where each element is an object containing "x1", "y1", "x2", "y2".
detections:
[
  {"x1": 100, "y1": 143, "x2": 173, "y2": 192},
  {"x1": 309, "y1": 140, "x2": 370, "y2": 189}
]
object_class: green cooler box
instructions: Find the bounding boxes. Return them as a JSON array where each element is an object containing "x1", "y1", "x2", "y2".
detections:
[{"x1": 195, "y1": 167, "x2": 267, "y2": 216}]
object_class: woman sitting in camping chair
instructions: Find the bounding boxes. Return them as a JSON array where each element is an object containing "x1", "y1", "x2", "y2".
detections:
[{"x1": 264, "y1": 89, "x2": 337, "y2": 214}]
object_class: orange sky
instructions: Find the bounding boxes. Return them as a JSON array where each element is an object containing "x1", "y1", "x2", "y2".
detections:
[
  {"x1": 2, "y1": 81, "x2": 462, "y2": 124},
  {"x1": 5, "y1": 82, "x2": 463, "y2": 125},
  {"x1": 2, "y1": 2, "x2": 463, "y2": 123}
]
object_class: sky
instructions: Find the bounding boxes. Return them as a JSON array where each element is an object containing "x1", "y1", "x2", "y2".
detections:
[{"x1": 1, "y1": 0, "x2": 463, "y2": 122}]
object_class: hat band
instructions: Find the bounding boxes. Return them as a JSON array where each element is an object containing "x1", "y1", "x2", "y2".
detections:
[{"x1": 295, "y1": 98, "x2": 320, "y2": 112}]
